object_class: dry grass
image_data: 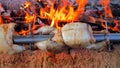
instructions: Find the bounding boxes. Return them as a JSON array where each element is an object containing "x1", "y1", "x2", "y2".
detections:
[{"x1": 0, "y1": 45, "x2": 120, "y2": 68}]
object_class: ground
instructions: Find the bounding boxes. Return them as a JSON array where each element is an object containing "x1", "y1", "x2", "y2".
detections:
[{"x1": 0, "y1": 45, "x2": 120, "y2": 68}]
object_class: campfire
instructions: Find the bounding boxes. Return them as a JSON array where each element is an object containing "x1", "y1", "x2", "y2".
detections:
[{"x1": 0, "y1": 0, "x2": 120, "y2": 54}]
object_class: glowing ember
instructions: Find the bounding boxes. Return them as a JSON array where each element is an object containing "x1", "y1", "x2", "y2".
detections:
[
  {"x1": 39, "y1": 0, "x2": 88, "y2": 28},
  {"x1": 0, "y1": 16, "x2": 3, "y2": 24},
  {"x1": 24, "y1": 2, "x2": 31, "y2": 9},
  {"x1": 25, "y1": 12, "x2": 36, "y2": 23},
  {"x1": 18, "y1": 29, "x2": 28, "y2": 36}
]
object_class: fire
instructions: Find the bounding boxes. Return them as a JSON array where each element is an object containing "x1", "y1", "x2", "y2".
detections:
[
  {"x1": 99, "y1": 0, "x2": 120, "y2": 32},
  {"x1": 25, "y1": 12, "x2": 36, "y2": 23},
  {"x1": 112, "y1": 20, "x2": 119, "y2": 31},
  {"x1": 99, "y1": 0, "x2": 113, "y2": 18},
  {"x1": 18, "y1": 1, "x2": 36, "y2": 35},
  {"x1": 23, "y1": 1, "x2": 36, "y2": 23},
  {"x1": 0, "y1": 16, "x2": 3, "y2": 24},
  {"x1": 19, "y1": 11, "x2": 36, "y2": 35},
  {"x1": 18, "y1": 29, "x2": 28, "y2": 36},
  {"x1": 4, "y1": 0, "x2": 119, "y2": 35},
  {"x1": 39, "y1": 0, "x2": 88, "y2": 28},
  {"x1": 24, "y1": 2, "x2": 31, "y2": 9},
  {"x1": 18, "y1": 12, "x2": 36, "y2": 35}
]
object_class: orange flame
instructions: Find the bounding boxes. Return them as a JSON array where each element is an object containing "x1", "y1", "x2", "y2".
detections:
[
  {"x1": 99, "y1": 0, "x2": 113, "y2": 18},
  {"x1": 0, "y1": 16, "x2": 3, "y2": 24},
  {"x1": 40, "y1": 0, "x2": 88, "y2": 28},
  {"x1": 112, "y1": 20, "x2": 119, "y2": 31},
  {"x1": 99, "y1": 0, "x2": 120, "y2": 32},
  {"x1": 24, "y1": 2, "x2": 31, "y2": 9},
  {"x1": 19, "y1": 1, "x2": 37, "y2": 35},
  {"x1": 101, "y1": 19, "x2": 119, "y2": 32},
  {"x1": 18, "y1": 29, "x2": 28, "y2": 36},
  {"x1": 25, "y1": 12, "x2": 36, "y2": 23},
  {"x1": 19, "y1": 12, "x2": 36, "y2": 35}
]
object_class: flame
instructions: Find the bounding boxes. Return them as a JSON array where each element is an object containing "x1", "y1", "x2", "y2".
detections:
[
  {"x1": 19, "y1": 12, "x2": 36, "y2": 35},
  {"x1": 24, "y1": 2, "x2": 31, "y2": 9},
  {"x1": 25, "y1": 12, "x2": 36, "y2": 23},
  {"x1": 39, "y1": 0, "x2": 88, "y2": 28},
  {"x1": 18, "y1": 1, "x2": 37, "y2": 35},
  {"x1": 99, "y1": 0, "x2": 120, "y2": 32},
  {"x1": 112, "y1": 20, "x2": 119, "y2": 31},
  {"x1": 99, "y1": 0, "x2": 113, "y2": 18},
  {"x1": 101, "y1": 19, "x2": 119, "y2": 32},
  {"x1": 0, "y1": 16, "x2": 3, "y2": 24},
  {"x1": 23, "y1": 1, "x2": 36, "y2": 23},
  {"x1": 18, "y1": 29, "x2": 28, "y2": 36}
]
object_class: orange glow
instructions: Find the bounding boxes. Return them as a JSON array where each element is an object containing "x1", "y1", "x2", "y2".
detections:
[
  {"x1": 0, "y1": 16, "x2": 3, "y2": 24},
  {"x1": 112, "y1": 20, "x2": 119, "y2": 32},
  {"x1": 37, "y1": 0, "x2": 41, "y2": 2},
  {"x1": 99, "y1": 0, "x2": 120, "y2": 32},
  {"x1": 24, "y1": 2, "x2": 31, "y2": 9},
  {"x1": 39, "y1": 0, "x2": 88, "y2": 28},
  {"x1": 19, "y1": 12, "x2": 36, "y2": 35},
  {"x1": 18, "y1": 29, "x2": 28, "y2": 36},
  {"x1": 25, "y1": 12, "x2": 36, "y2": 23},
  {"x1": 99, "y1": 0, "x2": 113, "y2": 18},
  {"x1": 101, "y1": 19, "x2": 119, "y2": 32}
]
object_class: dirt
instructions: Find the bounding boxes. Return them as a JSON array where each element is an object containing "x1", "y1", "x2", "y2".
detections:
[{"x1": 0, "y1": 45, "x2": 120, "y2": 68}]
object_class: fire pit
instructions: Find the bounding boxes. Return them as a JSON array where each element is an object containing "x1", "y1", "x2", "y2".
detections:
[{"x1": 0, "y1": 0, "x2": 120, "y2": 68}]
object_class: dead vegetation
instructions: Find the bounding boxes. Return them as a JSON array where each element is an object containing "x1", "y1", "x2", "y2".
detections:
[{"x1": 0, "y1": 45, "x2": 120, "y2": 68}]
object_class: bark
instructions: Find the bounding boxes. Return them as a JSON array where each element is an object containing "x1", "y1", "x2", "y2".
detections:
[{"x1": 0, "y1": 45, "x2": 120, "y2": 68}]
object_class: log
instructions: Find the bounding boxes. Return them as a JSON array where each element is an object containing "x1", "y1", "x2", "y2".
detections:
[{"x1": 0, "y1": 45, "x2": 120, "y2": 68}]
